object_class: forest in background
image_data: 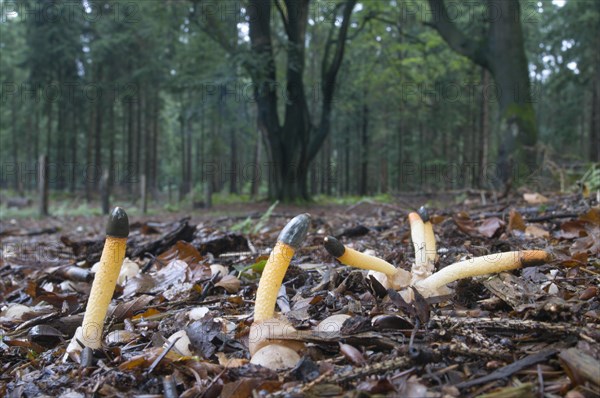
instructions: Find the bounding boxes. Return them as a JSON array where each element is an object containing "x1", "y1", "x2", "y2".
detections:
[{"x1": 0, "y1": 0, "x2": 598, "y2": 209}]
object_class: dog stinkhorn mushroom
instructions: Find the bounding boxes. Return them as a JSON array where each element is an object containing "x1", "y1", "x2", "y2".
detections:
[
  {"x1": 323, "y1": 206, "x2": 553, "y2": 301},
  {"x1": 249, "y1": 213, "x2": 310, "y2": 370},
  {"x1": 415, "y1": 250, "x2": 552, "y2": 297},
  {"x1": 408, "y1": 211, "x2": 435, "y2": 285},
  {"x1": 417, "y1": 206, "x2": 437, "y2": 266},
  {"x1": 65, "y1": 207, "x2": 129, "y2": 358},
  {"x1": 323, "y1": 236, "x2": 411, "y2": 290}
]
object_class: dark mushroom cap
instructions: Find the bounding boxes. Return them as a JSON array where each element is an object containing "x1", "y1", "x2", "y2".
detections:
[
  {"x1": 277, "y1": 213, "x2": 311, "y2": 250},
  {"x1": 417, "y1": 206, "x2": 430, "y2": 222},
  {"x1": 106, "y1": 207, "x2": 129, "y2": 238},
  {"x1": 323, "y1": 236, "x2": 346, "y2": 258}
]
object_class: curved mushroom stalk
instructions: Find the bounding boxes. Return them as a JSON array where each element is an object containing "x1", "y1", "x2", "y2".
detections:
[
  {"x1": 65, "y1": 207, "x2": 129, "y2": 360},
  {"x1": 418, "y1": 206, "x2": 437, "y2": 265},
  {"x1": 250, "y1": 214, "x2": 310, "y2": 370},
  {"x1": 323, "y1": 236, "x2": 411, "y2": 290},
  {"x1": 414, "y1": 250, "x2": 551, "y2": 297},
  {"x1": 408, "y1": 212, "x2": 434, "y2": 285}
]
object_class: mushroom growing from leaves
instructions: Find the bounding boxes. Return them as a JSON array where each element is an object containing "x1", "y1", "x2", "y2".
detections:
[
  {"x1": 249, "y1": 213, "x2": 310, "y2": 370},
  {"x1": 408, "y1": 211, "x2": 434, "y2": 285},
  {"x1": 323, "y1": 236, "x2": 410, "y2": 290},
  {"x1": 65, "y1": 207, "x2": 129, "y2": 358},
  {"x1": 415, "y1": 250, "x2": 552, "y2": 297},
  {"x1": 323, "y1": 207, "x2": 552, "y2": 299},
  {"x1": 417, "y1": 206, "x2": 437, "y2": 266}
]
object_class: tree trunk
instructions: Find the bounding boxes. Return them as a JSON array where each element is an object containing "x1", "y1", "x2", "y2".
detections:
[
  {"x1": 126, "y1": 100, "x2": 134, "y2": 195},
  {"x1": 247, "y1": 0, "x2": 356, "y2": 201},
  {"x1": 590, "y1": 42, "x2": 600, "y2": 162},
  {"x1": 11, "y1": 92, "x2": 20, "y2": 193},
  {"x1": 428, "y1": 0, "x2": 537, "y2": 188},
  {"x1": 38, "y1": 155, "x2": 48, "y2": 217},
  {"x1": 85, "y1": 104, "x2": 95, "y2": 203},
  {"x1": 479, "y1": 68, "x2": 490, "y2": 187},
  {"x1": 94, "y1": 65, "x2": 104, "y2": 190},
  {"x1": 359, "y1": 102, "x2": 369, "y2": 196},
  {"x1": 70, "y1": 106, "x2": 78, "y2": 193}
]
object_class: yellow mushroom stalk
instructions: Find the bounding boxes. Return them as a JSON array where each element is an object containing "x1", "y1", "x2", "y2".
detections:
[
  {"x1": 415, "y1": 250, "x2": 551, "y2": 297},
  {"x1": 66, "y1": 207, "x2": 129, "y2": 356},
  {"x1": 323, "y1": 236, "x2": 410, "y2": 290},
  {"x1": 249, "y1": 214, "x2": 310, "y2": 369},
  {"x1": 418, "y1": 206, "x2": 437, "y2": 265},
  {"x1": 254, "y1": 213, "x2": 311, "y2": 322},
  {"x1": 408, "y1": 212, "x2": 433, "y2": 284}
]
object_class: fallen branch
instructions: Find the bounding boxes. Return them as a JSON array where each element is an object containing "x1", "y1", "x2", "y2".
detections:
[{"x1": 456, "y1": 349, "x2": 558, "y2": 389}]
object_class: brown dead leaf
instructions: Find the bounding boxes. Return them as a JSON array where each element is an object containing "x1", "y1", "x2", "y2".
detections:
[
  {"x1": 579, "y1": 207, "x2": 600, "y2": 226},
  {"x1": 216, "y1": 352, "x2": 248, "y2": 368},
  {"x1": 339, "y1": 342, "x2": 366, "y2": 365},
  {"x1": 525, "y1": 224, "x2": 550, "y2": 238},
  {"x1": 108, "y1": 294, "x2": 154, "y2": 321},
  {"x1": 118, "y1": 347, "x2": 181, "y2": 371},
  {"x1": 557, "y1": 220, "x2": 587, "y2": 240},
  {"x1": 453, "y1": 212, "x2": 478, "y2": 236},
  {"x1": 523, "y1": 193, "x2": 549, "y2": 204},
  {"x1": 356, "y1": 378, "x2": 396, "y2": 394},
  {"x1": 221, "y1": 380, "x2": 282, "y2": 398},
  {"x1": 508, "y1": 209, "x2": 526, "y2": 232},
  {"x1": 215, "y1": 275, "x2": 241, "y2": 293},
  {"x1": 158, "y1": 241, "x2": 203, "y2": 266},
  {"x1": 477, "y1": 217, "x2": 505, "y2": 238}
]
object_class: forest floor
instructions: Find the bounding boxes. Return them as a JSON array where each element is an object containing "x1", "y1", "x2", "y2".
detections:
[{"x1": 1, "y1": 192, "x2": 599, "y2": 397}]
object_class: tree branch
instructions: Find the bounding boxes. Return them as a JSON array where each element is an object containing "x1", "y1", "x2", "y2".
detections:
[
  {"x1": 274, "y1": 0, "x2": 291, "y2": 37},
  {"x1": 308, "y1": 0, "x2": 357, "y2": 161},
  {"x1": 426, "y1": 0, "x2": 488, "y2": 68}
]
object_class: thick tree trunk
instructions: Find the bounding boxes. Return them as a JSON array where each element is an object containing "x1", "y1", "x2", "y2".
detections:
[
  {"x1": 428, "y1": 0, "x2": 537, "y2": 188},
  {"x1": 247, "y1": 0, "x2": 356, "y2": 201},
  {"x1": 590, "y1": 48, "x2": 600, "y2": 162},
  {"x1": 487, "y1": 0, "x2": 537, "y2": 185}
]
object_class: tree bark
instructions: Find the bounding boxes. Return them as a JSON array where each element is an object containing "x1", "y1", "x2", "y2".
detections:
[
  {"x1": 39, "y1": 155, "x2": 48, "y2": 217},
  {"x1": 428, "y1": 0, "x2": 537, "y2": 188},
  {"x1": 590, "y1": 37, "x2": 600, "y2": 162},
  {"x1": 246, "y1": 0, "x2": 356, "y2": 201},
  {"x1": 359, "y1": 101, "x2": 369, "y2": 196},
  {"x1": 479, "y1": 68, "x2": 490, "y2": 187}
]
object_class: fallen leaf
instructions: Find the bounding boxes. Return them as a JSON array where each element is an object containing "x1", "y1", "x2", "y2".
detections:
[
  {"x1": 339, "y1": 342, "x2": 366, "y2": 365},
  {"x1": 579, "y1": 207, "x2": 600, "y2": 225},
  {"x1": 108, "y1": 294, "x2": 155, "y2": 321},
  {"x1": 478, "y1": 217, "x2": 505, "y2": 238},
  {"x1": 556, "y1": 220, "x2": 587, "y2": 240},
  {"x1": 216, "y1": 352, "x2": 248, "y2": 368},
  {"x1": 215, "y1": 274, "x2": 241, "y2": 293},
  {"x1": 523, "y1": 193, "x2": 549, "y2": 204},
  {"x1": 525, "y1": 224, "x2": 550, "y2": 238},
  {"x1": 508, "y1": 209, "x2": 526, "y2": 232},
  {"x1": 158, "y1": 241, "x2": 203, "y2": 266},
  {"x1": 453, "y1": 212, "x2": 478, "y2": 236}
]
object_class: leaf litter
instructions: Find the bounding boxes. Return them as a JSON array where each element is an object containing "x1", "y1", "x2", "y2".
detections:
[{"x1": 1, "y1": 194, "x2": 599, "y2": 397}]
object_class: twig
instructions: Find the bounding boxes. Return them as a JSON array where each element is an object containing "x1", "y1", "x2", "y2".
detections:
[
  {"x1": 432, "y1": 315, "x2": 600, "y2": 337},
  {"x1": 147, "y1": 336, "x2": 179, "y2": 375},
  {"x1": 456, "y1": 349, "x2": 558, "y2": 389}
]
